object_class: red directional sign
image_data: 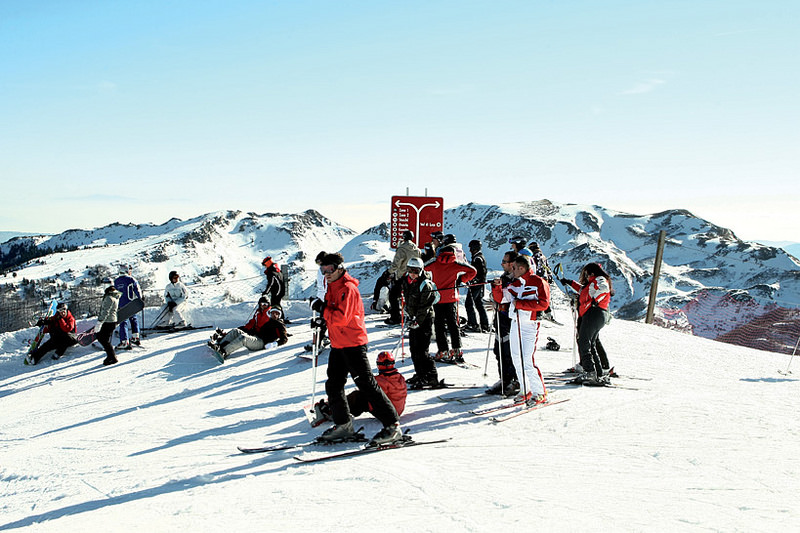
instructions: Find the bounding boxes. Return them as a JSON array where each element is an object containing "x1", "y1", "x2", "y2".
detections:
[{"x1": 390, "y1": 196, "x2": 444, "y2": 249}]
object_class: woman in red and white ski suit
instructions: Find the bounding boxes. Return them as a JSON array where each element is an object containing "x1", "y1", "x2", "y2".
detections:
[
  {"x1": 502, "y1": 255, "x2": 550, "y2": 401},
  {"x1": 562, "y1": 262, "x2": 613, "y2": 380}
]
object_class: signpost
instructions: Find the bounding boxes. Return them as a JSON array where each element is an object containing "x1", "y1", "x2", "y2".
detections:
[{"x1": 390, "y1": 196, "x2": 444, "y2": 249}]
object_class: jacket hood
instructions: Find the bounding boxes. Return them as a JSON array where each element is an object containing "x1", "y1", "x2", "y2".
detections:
[{"x1": 436, "y1": 250, "x2": 456, "y2": 264}]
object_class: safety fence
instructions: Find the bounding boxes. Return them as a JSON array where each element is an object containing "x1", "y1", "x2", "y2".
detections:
[{"x1": 654, "y1": 290, "x2": 800, "y2": 355}]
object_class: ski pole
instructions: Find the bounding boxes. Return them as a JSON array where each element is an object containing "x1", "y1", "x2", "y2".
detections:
[
  {"x1": 514, "y1": 309, "x2": 528, "y2": 399},
  {"x1": 784, "y1": 335, "x2": 800, "y2": 374},
  {"x1": 483, "y1": 302, "x2": 497, "y2": 377},
  {"x1": 400, "y1": 293, "x2": 406, "y2": 362},
  {"x1": 310, "y1": 310, "x2": 319, "y2": 409}
]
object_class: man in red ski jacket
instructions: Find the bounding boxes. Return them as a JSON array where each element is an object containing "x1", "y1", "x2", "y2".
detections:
[
  {"x1": 425, "y1": 245, "x2": 477, "y2": 363},
  {"x1": 317, "y1": 253, "x2": 402, "y2": 447}
]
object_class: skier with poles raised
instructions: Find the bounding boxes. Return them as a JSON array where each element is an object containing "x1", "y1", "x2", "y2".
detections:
[
  {"x1": 401, "y1": 256, "x2": 441, "y2": 389},
  {"x1": 315, "y1": 253, "x2": 402, "y2": 447},
  {"x1": 560, "y1": 262, "x2": 614, "y2": 385},
  {"x1": 504, "y1": 254, "x2": 550, "y2": 404}
]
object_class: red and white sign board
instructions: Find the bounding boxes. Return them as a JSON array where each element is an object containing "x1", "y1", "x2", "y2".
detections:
[{"x1": 390, "y1": 196, "x2": 444, "y2": 249}]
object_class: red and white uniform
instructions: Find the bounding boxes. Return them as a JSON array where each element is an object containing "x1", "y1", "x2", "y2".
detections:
[
  {"x1": 503, "y1": 271, "x2": 550, "y2": 396},
  {"x1": 567, "y1": 275, "x2": 611, "y2": 317}
]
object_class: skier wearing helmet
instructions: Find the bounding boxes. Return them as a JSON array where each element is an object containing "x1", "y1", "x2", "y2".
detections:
[
  {"x1": 311, "y1": 351, "x2": 407, "y2": 426},
  {"x1": 401, "y1": 256, "x2": 441, "y2": 389},
  {"x1": 152, "y1": 271, "x2": 188, "y2": 328},
  {"x1": 385, "y1": 230, "x2": 421, "y2": 325}
]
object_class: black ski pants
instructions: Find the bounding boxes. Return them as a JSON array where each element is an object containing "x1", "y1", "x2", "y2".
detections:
[
  {"x1": 96, "y1": 322, "x2": 117, "y2": 362},
  {"x1": 325, "y1": 344, "x2": 399, "y2": 427},
  {"x1": 31, "y1": 334, "x2": 78, "y2": 364},
  {"x1": 388, "y1": 279, "x2": 403, "y2": 322},
  {"x1": 577, "y1": 307, "x2": 611, "y2": 375},
  {"x1": 493, "y1": 311, "x2": 518, "y2": 385},
  {"x1": 409, "y1": 314, "x2": 436, "y2": 378},
  {"x1": 433, "y1": 302, "x2": 461, "y2": 353},
  {"x1": 464, "y1": 285, "x2": 489, "y2": 329}
]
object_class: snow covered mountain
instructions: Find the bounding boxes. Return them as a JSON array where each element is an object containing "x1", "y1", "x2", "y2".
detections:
[{"x1": 2, "y1": 201, "x2": 798, "y2": 351}]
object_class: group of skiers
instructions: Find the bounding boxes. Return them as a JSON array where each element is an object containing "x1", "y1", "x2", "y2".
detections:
[{"x1": 24, "y1": 230, "x2": 615, "y2": 448}]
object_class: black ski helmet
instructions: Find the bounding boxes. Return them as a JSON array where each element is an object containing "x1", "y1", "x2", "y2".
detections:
[
  {"x1": 169, "y1": 271, "x2": 179, "y2": 280},
  {"x1": 442, "y1": 234, "x2": 456, "y2": 246},
  {"x1": 468, "y1": 239, "x2": 482, "y2": 251},
  {"x1": 402, "y1": 230, "x2": 414, "y2": 241}
]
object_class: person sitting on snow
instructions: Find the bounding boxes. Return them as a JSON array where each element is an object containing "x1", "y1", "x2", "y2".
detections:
[
  {"x1": 209, "y1": 298, "x2": 287, "y2": 359},
  {"x1": 152, "y1": 271, "x2": 189, "y2": 328},
  {"x1": 25, "y1": 303, "x2": 78, "y2": 365},
  {"x1": 311, "y1": 351, "x2": 407, "y2": 426}
]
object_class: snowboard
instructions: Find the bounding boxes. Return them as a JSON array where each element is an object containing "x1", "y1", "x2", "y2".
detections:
[
  {"x1": 76, "y1": 298, "x2": 144, "y2": 347},
  {"x1": 24, "y1": 299, "x2": 59, "y2": 363}
]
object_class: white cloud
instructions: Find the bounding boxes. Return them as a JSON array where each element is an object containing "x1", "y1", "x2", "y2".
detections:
[{"x1": 619, "y1": 78, "x2": 665, "y2": 95}]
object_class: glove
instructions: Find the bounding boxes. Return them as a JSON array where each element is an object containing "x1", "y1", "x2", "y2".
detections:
[
  {"x1": 36, "y1": 318, "x2": 45, "y2": 327},
  {"x1": 370, "y1": 301, "x2": 378, "y2": 311},
  {"x1": 407, "y1": 319, "x2": 419, "y2": 330},
  {"x1": 309, "y1": 297, "x2": 325, "y2": 313},
  {"x1": 310, "y1": 317, "x2": 324, "y2": 329},
  {"x1": 277, "y1": 338, "x2": 287, "y2": 346},
  {"x1": 560, "y1": 278, "x2": 569, "y2": 286},
  {"x1": 167, "y1": 301, "x2": 177, "y2": 310}
]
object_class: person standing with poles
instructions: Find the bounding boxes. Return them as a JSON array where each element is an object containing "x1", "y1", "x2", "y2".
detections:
[
  {"x1": 487, "y1": 250, "x2": 520, "y2": 396},
  {"x1": 401, "y1": 256, "x2": 441, "y2": 389},
  {"x1": 315, "y1": 253, "x2": 402, "y2": 447},
  {"x1": 385, "y1": 230, "x2": 421, "y2": 326},
  {"x1": 505, "y1": 255, "x2": 550, "y2": 404},
  {"x1": 151, "y1": 271, "x2": 189, "y2": 328}
]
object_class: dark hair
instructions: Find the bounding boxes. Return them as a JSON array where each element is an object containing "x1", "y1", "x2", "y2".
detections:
[
  {"x1": 315, "y1": 251, "x2": 326, "y2": 262},
  {"x1": 513, "y1": 255, "x2": 531, "y2": 269},
  {"x1": 579, "y1": 262, "x2": 614, "y2": 294},
  {"x1": 320, "y1": 252, "x2": 344, "y2": 268},
  {"x1": 402, "y1": 230, "x2": 414, "y2": 241},
  {"x1": 504, "y1": 250, "x2": 518, "y2": 262}
]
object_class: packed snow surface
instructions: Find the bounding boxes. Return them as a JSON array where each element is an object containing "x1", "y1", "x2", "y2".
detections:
[{"x1": 1, "y1": 294, "x2": 798, "y2": 531}]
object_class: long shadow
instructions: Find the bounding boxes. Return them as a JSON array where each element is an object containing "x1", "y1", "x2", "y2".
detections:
[{"x1": 740, "y1": 377, "x2": 798, "y2": 383}]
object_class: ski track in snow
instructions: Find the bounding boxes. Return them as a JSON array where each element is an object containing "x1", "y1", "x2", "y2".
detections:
[{"x1": 1, "y1": 293, "x2": 799, "y2": 531}]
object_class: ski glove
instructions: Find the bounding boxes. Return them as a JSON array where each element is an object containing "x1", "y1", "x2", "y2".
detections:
[
  {"x1": 309, "y1": 297, "x2": 326, "y2": 313},
  {"x1": 408, "y1": 319, "x2": 419, "y2": 330},
  {"x1": 167, "y1": 301, "x2": 177, "y2": 310},
  {"x1": 559, "y1": 278, "x2": 570, "y2": 286},
  {"x1": 310, "y1": 317, "x2": 324, "y2": 329}
]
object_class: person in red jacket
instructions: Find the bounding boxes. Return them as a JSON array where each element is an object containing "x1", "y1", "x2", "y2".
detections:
[
  {"x1": 28, "y1": 303, "x2": 78, "y2": 364},
  {"x1": 312, "y1": 351, "x2": 407, "y2": 425},
  {"x1": 425, "y1": 245, "x2": 477, "y2": 363},
  {"x1": 316, "y1": 253, "x2": 402, "y2": 447},
  {"x1": 209, "y1": 297, "x2": 286, "y2": 359},
  {"x1": 560, "y1": 262, "x2": 614, "y2": 385},
  {"x1": 504, "y1": 255, "x2": 550, "y2": 404}
]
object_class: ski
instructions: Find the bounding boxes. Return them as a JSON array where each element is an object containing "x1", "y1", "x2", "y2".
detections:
[
  {"x1": 293, "y1": 436, "x2": 450, "y2": 463},
  {"x1": 408, "y1": 380, "x2": 482, "y2": 391},
  {"x1": 141, "y1": 325, "x2": 214, "y2": 336},
  {"x1": 561, "y1": 380, "x2": 640, "y2": 391},
  {"x1": 470, "y1": 399, "x2": 529, "y2": 416},
  {"x1": 489, "y1": 398, "x2": 570, "y2": 423},
  {"x1": 238, "y1": 428, "x2": 368, "y2": 454},
  {"x1": 437, "y1": 393, "x2": 491, "y2": 403}
]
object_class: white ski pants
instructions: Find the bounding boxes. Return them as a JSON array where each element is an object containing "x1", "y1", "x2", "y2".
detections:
[{"x1": 509, "y1": 314, "x2": 545, "y2": 396}]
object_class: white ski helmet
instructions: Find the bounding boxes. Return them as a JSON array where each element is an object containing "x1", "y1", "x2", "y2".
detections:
[{"x1": 406, "y1": 257, "x2": 424, "y2": 270}]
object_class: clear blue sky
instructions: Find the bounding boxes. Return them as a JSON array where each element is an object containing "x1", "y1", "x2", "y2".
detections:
[{"x1": 1, "y1": 1, "x2": 798, "y2": 241}]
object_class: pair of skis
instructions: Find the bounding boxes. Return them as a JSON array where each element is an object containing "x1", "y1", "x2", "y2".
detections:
[{"x1": 469, "y1": 396, "x2": 571, "y2": 423}]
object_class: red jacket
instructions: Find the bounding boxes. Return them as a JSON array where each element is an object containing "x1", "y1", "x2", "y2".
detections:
[
  {"x1": 567, "y1": 275, "x2": 611, "y2": 317},
  {"x1": 507, "y1": 270, "x2": 550, "y2": 321},
  {"x1": 241, "y1": 308, "x2": 271, "y2": 334},
  {"x1": 424, "y1": 250, "x2": 477, "y2": 304},
  {"x1": 45, "y1": 311, "x2": 76, "y2": 336},
  {"x1": 374, "y1": 369, "x2": 407, "y2": 416},
  {"x1": 324, "y1": 272, "x2": 369, "y2": 348}
]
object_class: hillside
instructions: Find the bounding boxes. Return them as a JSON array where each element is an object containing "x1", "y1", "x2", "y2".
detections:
[
  {"x1": 1, "y1": 294, "x2": 798, "y2": 531},
  {"x1": 2, "y1": 200, "x2": 798, "y2": 351}
]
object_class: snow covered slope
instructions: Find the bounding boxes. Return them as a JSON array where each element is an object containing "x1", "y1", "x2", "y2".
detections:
[{"x1": 1, "y1": 294, "x2": 798, "y2": 531}]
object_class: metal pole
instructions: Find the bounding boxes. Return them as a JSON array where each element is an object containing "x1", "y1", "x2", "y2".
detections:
[{"x1": 645, "y1": 230, "x2": 667, "y2": 324}]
